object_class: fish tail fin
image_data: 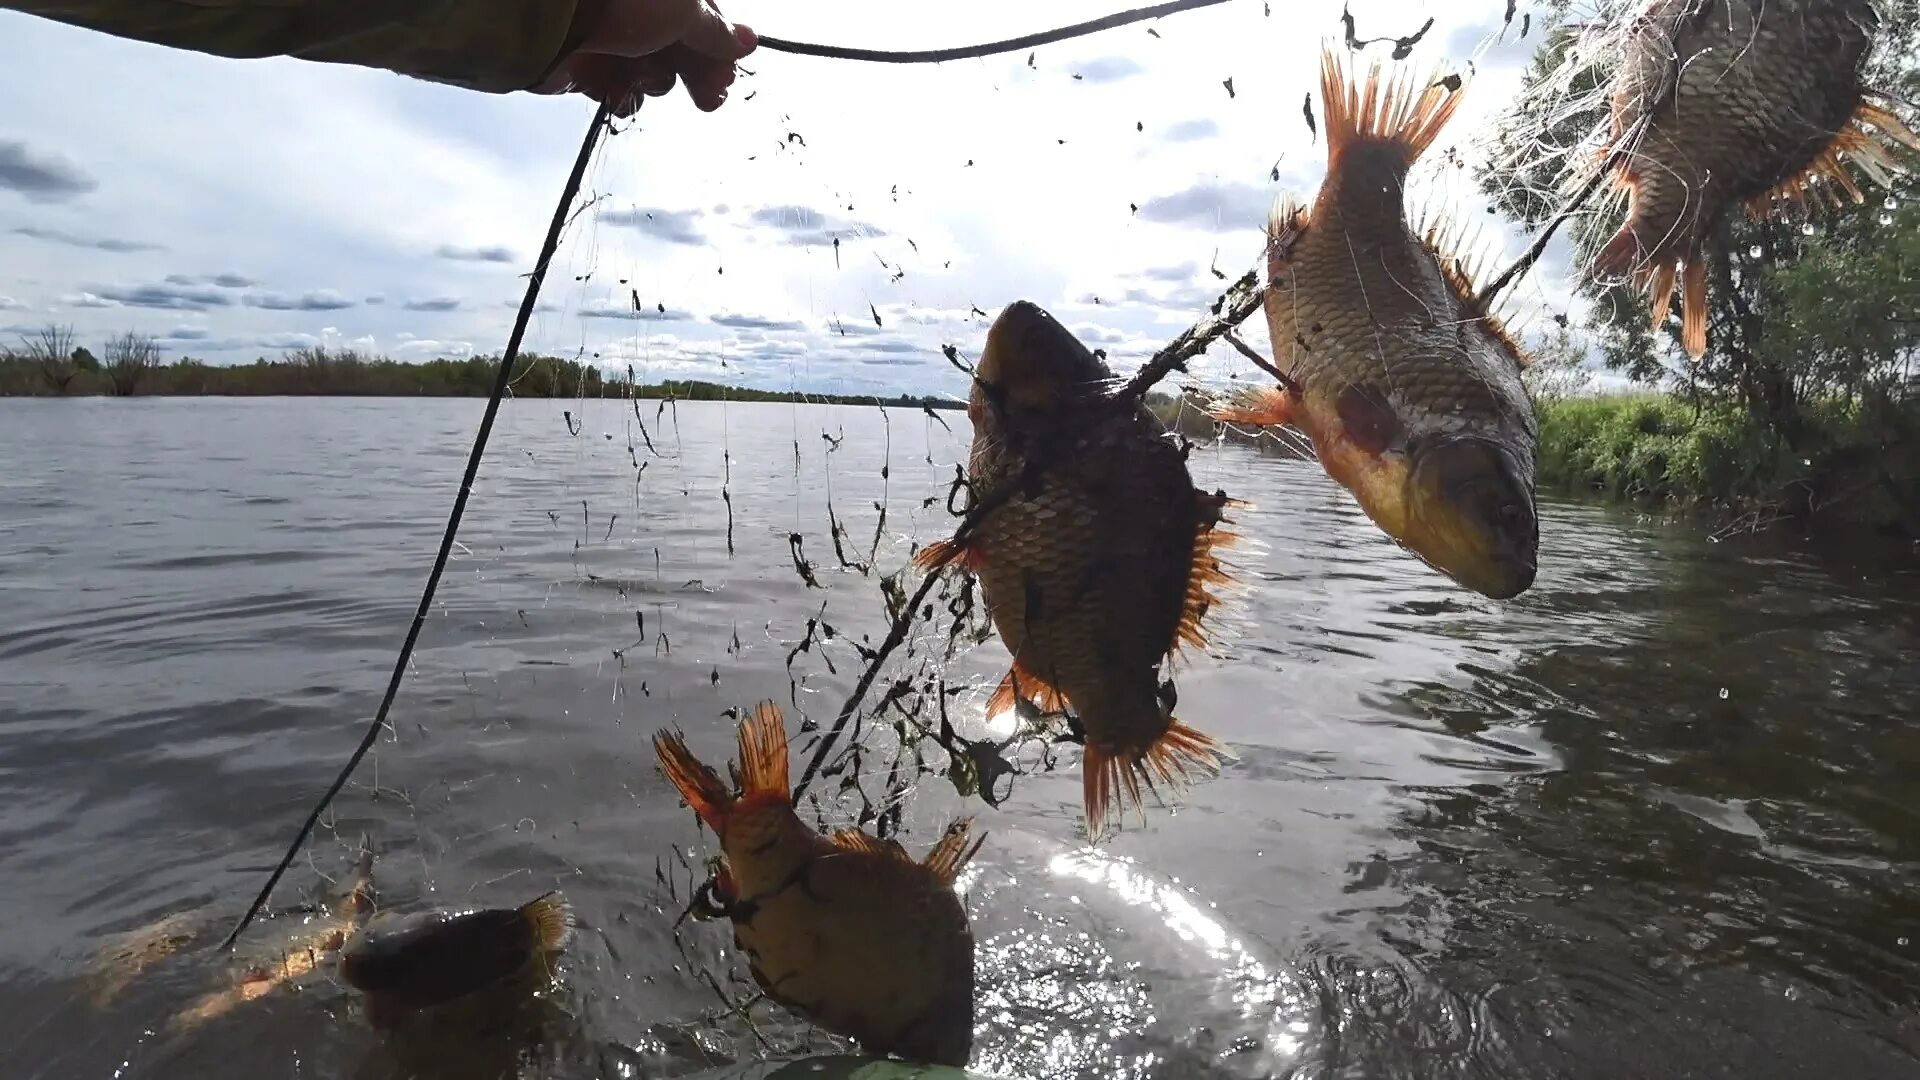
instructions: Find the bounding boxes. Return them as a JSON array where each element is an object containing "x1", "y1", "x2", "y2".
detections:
[
  {"x1": 519, "y1": 891, "x2": 574, "y2": 953},
  {"x1": 1082, "y1": 719, "x2": 1232, "y2": 839},
  {"x1": 1680, "y1": 258, "x2": 1709, "y2": 361},
  {"x1": 1318, "y1": 45, "x2": 1464, "y2": 177},
  {"x1": 736, "y1": 700, "x2": 792, "y2": 799},
  {"x1": 652, "y1": 728, "x2": 736, "y2": 832},
  {"x1": 1746, "y1": 97, "x2": 1920, "y2": 218},
  {"x1": 921, "y1": 818, "x2": 986, "y2": 886}
]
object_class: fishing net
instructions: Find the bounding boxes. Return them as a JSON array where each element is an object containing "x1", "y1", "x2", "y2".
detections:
[{"x1": 120, "y1": 0, "x2": 1912, "y2": 1077}]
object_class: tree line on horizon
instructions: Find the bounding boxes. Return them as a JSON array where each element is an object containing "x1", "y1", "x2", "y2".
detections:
[{"x1": 0, "y1": 330, "x2": 966, "y2": 411}]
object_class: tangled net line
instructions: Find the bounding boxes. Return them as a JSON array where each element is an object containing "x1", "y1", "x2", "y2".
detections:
[{"x1": 223, "y1": 0, "x2": 1623, "y2": 952}]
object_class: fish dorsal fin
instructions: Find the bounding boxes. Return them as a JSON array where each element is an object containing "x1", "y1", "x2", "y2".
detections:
[
  {"x1": 1171, "y1": 489, "x2": 1238, "y2": 662},
  {"x1": 736, "y1": 701, "x2": 791, "y2": 798},
  {"x1": 920, "y1": 819, "x2": 985, "y2": 886},
  {"x1": 1409, "y1": 202, "x2": 1532, "y2": 371},
  {"x1": 519, "y1": 891, "x2": 574, "y2": 952},
  {"x1": 829, "y1": 828, "x2": 912, "y2": 863},
  {"x1": 1318, "y1": 44, "x2": 1464, "y2": 177}
]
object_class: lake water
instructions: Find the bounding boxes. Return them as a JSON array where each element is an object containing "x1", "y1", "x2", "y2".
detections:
[{"x1": 2, "y1": 396, "x2": 1917, "y2": 1080}]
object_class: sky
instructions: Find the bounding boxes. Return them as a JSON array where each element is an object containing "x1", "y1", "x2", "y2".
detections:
[{"x1": 0, "y1": 0, "x2": 1590, "y2": 398}]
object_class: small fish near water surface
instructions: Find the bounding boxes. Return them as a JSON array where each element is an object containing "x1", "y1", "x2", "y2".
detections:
[
  {"x1": 1588, "y1": 0, "x2": 1920, "y2": 359},
  {"x1": 1211, "y1": 48, "x2": 1540, "y2": 602},
  {"x1": 654, "y1": 703, "x2": 983, "y2": 1068},
  {"x1": 338, "y1": 891, "x2": 574, "y2": 1029},
  {"x1": 918, "y1": 300, "x2": 1238, "y2": 840},
  {"x1": 168, "y1": 837, "x2": 378, "y2": 1031}
]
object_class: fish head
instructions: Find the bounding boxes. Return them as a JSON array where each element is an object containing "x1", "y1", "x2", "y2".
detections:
[
  {"x1": 970, "y1": 301, "x2": 1112, "y2": 431},
  {"x1": 1404, "y1": 432, "x2": 1538, "y2": 599}
]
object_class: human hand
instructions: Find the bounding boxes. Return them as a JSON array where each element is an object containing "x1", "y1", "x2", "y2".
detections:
[{"x1": 536, "y1": 0, "x2": 758, "y2": 117}]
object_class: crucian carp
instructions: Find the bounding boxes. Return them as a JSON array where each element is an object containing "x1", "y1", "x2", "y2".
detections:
[
  {"x1": 1588, "y1": 0, "x2": 1920, "y2": 359},
  {"x1": 1212, "y1": 47, "x2": 1540, "y2": 601},
  {"x1": 654, "y1": 702, "x2": 983, "y2": 1068},
  {"x1": 916, "y1": 300, "x2": 1238, "y2": 840}
]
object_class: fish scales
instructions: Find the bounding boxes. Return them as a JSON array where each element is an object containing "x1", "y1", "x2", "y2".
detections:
[
  {"x1": 1596, "y1": 0, "x2": 1917, "y2": 355},
  {"x1": 923, "y1": 300, "x2": 1234, "y2": 838},
  {"x1": 1216, "y1": 50, "x2": 1540, "y2": 601}
]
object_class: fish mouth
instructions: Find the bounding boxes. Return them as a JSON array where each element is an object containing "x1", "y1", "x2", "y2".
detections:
[
  {"x1": 975, "y1": 301, "x2": 1112, "y2": 415},
  {"x1": 1407, "y1": 435, "x2": 1538, "y2": 600}
]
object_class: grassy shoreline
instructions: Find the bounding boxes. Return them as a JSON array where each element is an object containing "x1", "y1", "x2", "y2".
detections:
[{"x1": 1534, "y1": 393, "x2": 1920, "y2": 537}]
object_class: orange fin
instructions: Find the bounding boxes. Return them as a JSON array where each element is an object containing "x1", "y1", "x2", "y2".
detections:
[
  {"x1": 1679, "y1": 258, "x2": 1708, "y2": 361},
  {"x1": 1083, "y1": 719, "x2": 1232, "y2": 839},
  {"x1": 986, "y1": 656, "x2": 1070, "y2": 719},
  {"x1": 913, "y1": 535, "x2": 981, "y2": 572},
  {"x1": 920, "y1": 818, "x2": 985, "y2": 886},
  {"x1": 653, "y1": 729, "x2": 735, "y2": 832},
  {"x1": 1173, "y1": 490, "x2": 1236, "y2": 660},
  {"x1": 1745, "y1": 97, "x2": 1920, "y2": 218},
  {"x1": 829, "y1": 828, "x2": 912, "y2": 862},
  {"x1": 1645, "y1": 260, "x2": 1680, "y2": 341},
  {"x1": 1413, "y1": 207, "x2": 1531, "y2": 370},
  {"x1": 1318, "y1": 45, "x2": 1464, "y2": 177},
  {"x1": 1592, "y1": 212, "x2": 1651, "y2": 282},
  {"x1": 1268, "y1": 196, "x2": 1311, "y2": 266},
  {"x1": 519, "y1": 891, "x2": 574, "y2": 953},
  {"x1": 1208, "y1": 386, "x2": 1294, "y2": 428},
  {"x1": 737, "y1": 701, "x2": 791, "y2": 798}
]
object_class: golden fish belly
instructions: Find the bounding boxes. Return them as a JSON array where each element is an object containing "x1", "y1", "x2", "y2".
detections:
[{"x1": 729, "y1": 842, "x2": 973, "y2": 1063}]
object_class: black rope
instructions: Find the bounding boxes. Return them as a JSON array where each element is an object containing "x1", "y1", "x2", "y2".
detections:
[
  {"x1": 220, "y1": 102, "x2": 616, "y2": 952},
  {"x1": 221, "y1": 0, "x2": 1238, "y2": 951},
  {"x1": 756, "y1": 0, "x2": 1231, "y2": 64}
]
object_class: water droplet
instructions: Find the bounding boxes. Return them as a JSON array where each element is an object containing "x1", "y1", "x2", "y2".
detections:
[
  {"x1": 1719, "y1": 687, "x2": 1729, "y2": 699},
  {"x1": 1748, "y1": 244, "x2": 1762, "y2": 257},
  {"x1": 1801, "y1": 222, "x2": 1816, "y2": 236}
]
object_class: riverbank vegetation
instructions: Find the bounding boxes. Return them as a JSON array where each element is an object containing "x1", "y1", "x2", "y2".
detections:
[{"x1": 0, "y1": 338, "x2": 962, "y2": 411}]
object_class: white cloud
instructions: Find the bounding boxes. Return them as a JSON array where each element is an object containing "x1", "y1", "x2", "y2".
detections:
[{"x1": 0, "y1": 0, "x2": 1590, "y2": 394}]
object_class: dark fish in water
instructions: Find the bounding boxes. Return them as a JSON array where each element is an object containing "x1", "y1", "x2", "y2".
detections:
[
  {"x1": 654, "y1": 703, "x2": 982, "y2": 1067},
  {"x1": 339, "y1": 892, "x2": 573, "y2": 1028},
  {"x1": 1590, "y1": 0, "x2": 1919, "y2": 358},
  {"x1": 917, "y1": 301, "x2": 1237, "y2": 839},
  {"x1": 1211, "y1": 48, "x2": 1540, "y2": 601}
]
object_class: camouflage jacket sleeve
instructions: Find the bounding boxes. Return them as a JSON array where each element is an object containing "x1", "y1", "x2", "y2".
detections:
[{"x1": 6, "y1": 1, "x2": 591, "y2": 94}]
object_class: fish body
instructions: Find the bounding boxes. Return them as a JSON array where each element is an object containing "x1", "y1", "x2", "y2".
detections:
[
  {"x1": 338, "y1": 892, "x2": 573, "y2": 1028},
  {"x1": 917, "y1": 301, "x2": 1235, "y2": 839},
  {"x1": 653, "y1": 704, "x2": 982, "y2": 1068},
  {"x1": 170, "y1": 837, "x2": 377, "y2": 1030},
  {"x1": 1212, "y1": 49, "x2": 1539, "y2": 601},
  {"x1": 1593, "y1": 0, "x2": 1919, "y2": 357}
]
